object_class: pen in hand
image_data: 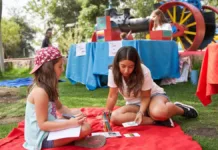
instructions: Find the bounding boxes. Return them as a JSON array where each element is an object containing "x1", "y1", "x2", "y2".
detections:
[
  {"x1": 62, "y1": 114, "x2": 75, "y2": 119},
  {"x1": 62, "y1": 113, "x2": 86, "y2": 125}
]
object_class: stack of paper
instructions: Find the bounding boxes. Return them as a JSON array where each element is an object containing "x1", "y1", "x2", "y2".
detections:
[{"x1": 47, "y1": 119, "x2": 81, "y2": 140}]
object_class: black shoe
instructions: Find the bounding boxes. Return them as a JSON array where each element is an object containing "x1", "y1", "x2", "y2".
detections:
[
  {"x1": 174, "y1": 102, "x2": 198, "y2": 118},
  {"x1": 155, "y1": 118, "x2": 174, "y2": 128}
]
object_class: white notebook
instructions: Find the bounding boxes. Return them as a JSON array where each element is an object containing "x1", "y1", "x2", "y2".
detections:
[{"x1": 47, "y1": 119, "x2": 81, "y2": 141}]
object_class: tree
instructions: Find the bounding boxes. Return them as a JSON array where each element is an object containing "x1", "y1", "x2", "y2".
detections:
[
  {"x1": 2, "y1": 19, "x2": 21, "y2": 58},
  {"x1": 48, "y1": 0, "x2": 81, "y2": 28},
  {"x1": 25, "y1": 0, "x2": 81, "y2": 29},
  {"x1": 119, "y1": 0, "x2": 154, "y2": 18},
  {"x1": 6, "y1": 6, "x2": 37, "y2": 58},
  {"x1": 205, "y1": 0, "x2": 218, "y2": 7},
  {"x1": 1, "y1": 17, "x2": 36, "y2": 58},
  {"x1": 11, "y1": 17, "x2": 36, "y2": 57},
  {"x1": 0, "y1": 0, "x2": 4, "y2": 73}
]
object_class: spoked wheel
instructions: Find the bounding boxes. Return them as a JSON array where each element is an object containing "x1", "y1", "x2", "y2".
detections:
[
  {"x1": 202, "y1": 5, "x2": 218, "y2": 43},
  {"x1": 150, "y1": 2, "x2": 205, "y2": 51}
]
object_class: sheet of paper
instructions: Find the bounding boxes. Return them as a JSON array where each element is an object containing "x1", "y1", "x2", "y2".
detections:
[
  {"x1": 76, "y1": 43, "x2": 86, "y2": 56},
  {"x1": 92, "y1": 131, "x2": 121, "y2": 138},
  {"x1": 108, "y1": 41, "x2": 122, "y2": 56},
  {"x1": 122, "y1": 121, "x2": 139, "y2": 127},
  {"x1": 47, "y1": 119, "x2": 81, "y2": 141},
  {"x1": 124, "y1": 133, "x2": 140, "y2": 137}
]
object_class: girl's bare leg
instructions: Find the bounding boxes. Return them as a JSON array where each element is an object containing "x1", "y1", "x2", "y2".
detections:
[
  {"x1": 110, "y1": 105, "x2": 154, "y2": 125},
  {"x1": 149, "y1": 95, "x2": 184, "y2": 121}
]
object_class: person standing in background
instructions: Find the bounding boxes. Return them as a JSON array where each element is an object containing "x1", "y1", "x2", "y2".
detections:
[{"x1": 41, "y1": 28, "x2": 53, "y2": 48}]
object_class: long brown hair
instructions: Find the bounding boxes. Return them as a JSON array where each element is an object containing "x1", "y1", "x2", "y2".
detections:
[
  {"x1": 28, "y1": 57, "x2": 61, "y2": 102},
  {"x1": 152, "y1": 9, "x2": 169, "y2": 30},
  {"x1": 112, "y1": 46, "x2": 144, "y2": 96}
]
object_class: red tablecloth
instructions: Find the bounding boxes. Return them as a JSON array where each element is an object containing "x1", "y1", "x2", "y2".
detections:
[
  {"x1": 0, "y1": 108, "x2": 202, "y2": 150},
  {"x1": 196, "y1": 43, "x2": 218, "y2": 106}
]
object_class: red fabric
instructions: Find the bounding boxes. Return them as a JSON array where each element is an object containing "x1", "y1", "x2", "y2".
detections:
[
  {"x1": 196, "y1": 44, "x2": 218, "y2": 106},
  {"x1": 0, "y1": 108, "x2": 201, "y2": 150}
]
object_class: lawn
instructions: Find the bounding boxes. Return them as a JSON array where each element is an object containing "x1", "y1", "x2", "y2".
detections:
[{"x1": 0, "y1": 69, "x2": 218, "y2": 150}]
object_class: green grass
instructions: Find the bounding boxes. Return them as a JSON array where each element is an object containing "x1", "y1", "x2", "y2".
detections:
[
  {"x1": 0, "y1": 68, "x2": 31, "y2": 81},
  {"x1": 0, "y1": 69, "x2": 218, "y2": 149},
  {"x1": 0, "y1": 123, "x2": 19, "y2": 138}
]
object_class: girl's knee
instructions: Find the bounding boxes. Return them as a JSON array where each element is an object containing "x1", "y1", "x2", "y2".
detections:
[
  {"x1": 110, "y1": 111, "x2": 121, "y2": 125},
  {"x1": 149, "y1": 107, "x2": 169, "y2": 121}
]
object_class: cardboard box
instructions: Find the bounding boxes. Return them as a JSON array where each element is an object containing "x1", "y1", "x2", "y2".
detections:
[{"x1": 150, "y1": 30, "x2": 172, "y2": 40}]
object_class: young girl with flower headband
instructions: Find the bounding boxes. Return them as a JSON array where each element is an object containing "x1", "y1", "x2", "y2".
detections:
[
  {"x1": 23, "y1": 47, "x2": 105, "y2": 149},
  {"x1": 105, "y1": 46, "x2": 198, "y2": 127}
]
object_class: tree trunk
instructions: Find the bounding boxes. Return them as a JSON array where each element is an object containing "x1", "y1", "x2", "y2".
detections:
[{"x1": 0, "y1": 0, "x2": 5, "y2": 73}]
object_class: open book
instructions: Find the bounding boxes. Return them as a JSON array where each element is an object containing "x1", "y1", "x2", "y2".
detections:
[{"x1": 47, "y1": 119, "x2": 81, "y2": 141}]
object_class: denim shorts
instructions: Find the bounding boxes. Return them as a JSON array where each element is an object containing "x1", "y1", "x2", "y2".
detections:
[
  {"x1": 128, "y1": 93, "x2": 170, "y2": 107},
  {"x1": 150, "y1": 93, "x2": 170, "y2": 101},
  {"x1": 128, "y1": 93, "x2": 170, "y2": 116},
  {"x1": 42, "y1": 136, "x2": 54, "y2": 148}
]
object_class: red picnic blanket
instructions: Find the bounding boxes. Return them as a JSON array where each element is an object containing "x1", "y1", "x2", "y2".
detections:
[{"x1": 0, "y1": 107, "x2": 202, "y2": 150}]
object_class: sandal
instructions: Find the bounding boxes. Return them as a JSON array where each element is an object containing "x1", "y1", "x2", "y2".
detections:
[{"x1": 74, "y1": 135, "x2": 106, "y2": 148}]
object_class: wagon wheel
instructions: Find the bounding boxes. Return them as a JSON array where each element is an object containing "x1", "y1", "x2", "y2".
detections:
[
  {"x1": 202, "y1": 5, "x2": 218, "y2": 43},
  {"x1": 150, "y1": 2, "x2": 205, "y2": 51}
]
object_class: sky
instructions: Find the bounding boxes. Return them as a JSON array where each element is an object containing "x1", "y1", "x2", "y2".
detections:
[
  {"x1": 2, "y1": 0, "x2": 51, "y2": 50},
  {"x1": 2, "y1": 0, "x2": 29, "y2": 17},
  {"x1": 2, "y1": 0, "x2": 45, "y2": 29}
]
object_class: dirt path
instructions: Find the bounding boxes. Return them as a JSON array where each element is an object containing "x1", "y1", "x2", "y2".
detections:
[
  {"x1": 0, "y1": 87, "x2": 25, "y2": 124},
  {"x1": 0, "y1": 116, "x2": 24, "y2": 125},
  {"x1": 187, "y1": 127, "x2": 218, "y2": 138},
  {"x1": 0, "y1": 87, "x2": 22, "y2": 103}
]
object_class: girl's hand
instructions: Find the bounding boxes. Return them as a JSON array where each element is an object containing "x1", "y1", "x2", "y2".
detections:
[
  {"x1": 134, "y1": 111, "x2": 144, "y2": 125},
  {"x1": 74, "y1": 113, "x2": 86, "y2": 125},
  {"x1": 69, "y1": 113, "x2": 86, "y2": 126}
]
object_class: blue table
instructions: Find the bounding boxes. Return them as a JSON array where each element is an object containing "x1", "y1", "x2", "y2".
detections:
[
  {"x1": 66, "y1": 43, "x2": 99, "y2": 90},
  {"x1": 66, "y1": 40, "x2": 180, "y2": 90}
]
